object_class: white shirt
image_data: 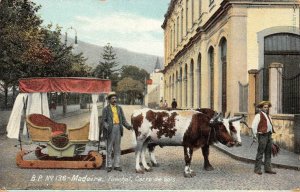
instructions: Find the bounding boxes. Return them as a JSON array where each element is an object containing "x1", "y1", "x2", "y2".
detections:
[{"x1": 251, "y1": 111, "x2": 273, "y2": 135}]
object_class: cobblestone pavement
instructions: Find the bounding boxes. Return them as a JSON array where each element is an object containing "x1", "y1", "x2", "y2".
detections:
[{"x1": 0, "y1": 105, "x2": 300, "y2": 190}]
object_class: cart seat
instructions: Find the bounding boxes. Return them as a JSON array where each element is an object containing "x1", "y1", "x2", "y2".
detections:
[
  {"x1": 26, "y1": 114, "x2": 67, "y2": 142},
  {"x1": 68, "y1": 122, "x2": 90, "y2": 143}
]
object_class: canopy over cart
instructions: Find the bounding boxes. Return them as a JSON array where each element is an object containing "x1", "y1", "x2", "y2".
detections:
[{"x1": 6, "y1": 77, "x2": 111, "y2": 169}]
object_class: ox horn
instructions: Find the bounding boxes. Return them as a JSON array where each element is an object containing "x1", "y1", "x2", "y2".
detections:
[
  {"x1": 210, "y1": 112, "x2": 221, "y2": 123},
  {"x1": 226, "y1": 112, "x2": 231, "y2": 119},
  {"x1": 219, "y1": 112, "x2": 224, "y2": 121},
  {"x1": 240, "y1": 120, "x2": 251, "y2": 129},
  {"x1": 228, "y1": 115, "x2": 244, "y2": 123}
]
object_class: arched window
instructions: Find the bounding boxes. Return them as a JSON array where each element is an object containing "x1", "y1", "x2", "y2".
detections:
[
  {"x1": 186, "y1": 0, "x2": 189, "y2": 34},
  {"x1": 177, "y1": 16, "x2": 179, "y2": 46},
  {"x1": 166, "y1": 75, "x2": 172, "y2": 102},
  {"x1": 170, "y1": 28, "x2": 173, "y2": 53},
  {"x1": 185, "y1": 64, "x2": 188, "y2": 107},
  {"x1": 208, "y1": 46, "x2": 214, "y2": 109},
  {"x1": 190, "y1": 59, "x2": 194, "y2": 107},
  {"x1": 172, "y1": 74, "x2": 175, "y2": 99},
  {"x1": 191, "y1": 0, "x2": 194, "y2": 25},
  {"x1": 198, "y1": 0, "x2": 201, "y2": 18},
  {"x1": 173, "y1": 23, "x2": 175, "y2": 50},
  {"x1": 197, "y1": 53, "x2": 202, "y2": 108},
  {"x1": 219, "y1": 38, "x2": 227, "y2": 113},
  {"x1": 176, "y1": 71, "x2": 178, "y2": 103},
  {"x1": 180, "y1": 67, "x2": 183, "y2": 108},
  {"x1": 164, "y1": 80, "x2": 167, "y2": 101},
  {"x1": 181, "y1": 9, "x2": 183, "y2": 41}
]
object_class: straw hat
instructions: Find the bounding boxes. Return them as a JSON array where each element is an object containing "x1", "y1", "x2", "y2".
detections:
[
  {"x1": 257, "y1": 100, "x2": 272, "y2": 108},
  {"x1": 106, "y1": 91, "x2": 117, "y2": 100}
]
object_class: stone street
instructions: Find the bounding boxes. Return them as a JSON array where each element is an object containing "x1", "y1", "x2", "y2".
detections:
[{"x1": 0, "y1": 105, "x2": 299, "y2": 190}]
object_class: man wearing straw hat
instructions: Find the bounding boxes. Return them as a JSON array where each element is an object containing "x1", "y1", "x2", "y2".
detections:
[
  {"x1": 251, "y1": 100, "x2": 276, "y2": 175},
  {"x1": 102, "y1": 91, "x2": 132, "y2": 172}
]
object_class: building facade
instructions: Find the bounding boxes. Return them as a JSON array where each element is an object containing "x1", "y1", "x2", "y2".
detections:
[
  {"x1": 145, "y1": 58, "x2": 164, "y2": 108},
  {"x1": 162, "y1": 0, "x2": 300, "y2": 115}
]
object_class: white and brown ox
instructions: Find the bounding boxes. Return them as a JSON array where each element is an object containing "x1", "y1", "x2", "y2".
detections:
[
  {"x1": 196, "y1": 108, "x2": 244, "y2": 146},
  {"x1": 131, "y1": 108, "x2": 243, "y2": 177}
]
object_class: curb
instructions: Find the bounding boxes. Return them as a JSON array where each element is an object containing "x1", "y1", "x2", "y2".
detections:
[{"x1": 213, "y1": 145, "x2": 300, "y2": 171}]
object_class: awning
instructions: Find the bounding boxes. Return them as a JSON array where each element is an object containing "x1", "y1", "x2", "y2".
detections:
[{"x1": 19, "y1": 77, "x2": 111, "y2": 93}]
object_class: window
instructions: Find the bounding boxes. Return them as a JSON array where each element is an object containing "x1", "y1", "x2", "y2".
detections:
[
  {"x1": 199, "y1": 0, "x2": 202, "y2": 18},
  {"x1": 173, "y1": 23, "x2": 175, "y2": 50},
  {"x1": 186, "y1": 0, "x2": 188, "y2": 34},
  {"x1": 170, "y1": 28, "x2": 173, "y2": 53},
  {"x1": 208, "y1": 47, "x2": 214, "y2": 108},
  {"x1": 191, "y1": 0, "x2": 194, "y2": 24},
  {"x1": 177, "y1": 16, "x2": 179, "y2": 46},
  {"x1": 181, "y1": 10, "x2": 183, "y2": 41}
]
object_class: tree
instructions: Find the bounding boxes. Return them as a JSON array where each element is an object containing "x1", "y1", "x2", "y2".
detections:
[
  {"x1": 94, "y1": 43, "x2": 119, "y2": 79},
  {"x1": 0, "y1": 0, "x2": 43, "y2": 108},
  {"x1": 69, "y1": 53, "x2": 91, "y2": 77},
  {"x1": 121, "y1": 65, "x2": 149, "y2": 84},
  {"x1": 116, "y1": 77, "x2": 144, "y2": 104},
  {"x1": 118, "y1": 65, "x2": 149, "y2": 103},
  {"x1": 0, "y1": 0, "x2": 90, "y2": 108},
  {"x1": 36, "y1": 25, "x2": 90, "y2": 77}
]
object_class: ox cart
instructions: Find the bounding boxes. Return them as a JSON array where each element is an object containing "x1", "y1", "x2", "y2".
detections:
[{"x1": 6, "y1": 77, "x2": 134, "y2": 169}]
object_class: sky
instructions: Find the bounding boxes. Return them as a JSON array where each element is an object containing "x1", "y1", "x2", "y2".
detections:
[{"x1": 32, "y1": 0, "x2": 171, "y2": 56}]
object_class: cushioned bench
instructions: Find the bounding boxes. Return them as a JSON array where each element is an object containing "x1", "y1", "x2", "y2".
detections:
[
  {"x1": 26, "y1": 114, "x2": 67, "y2": 142},
  {"x1": 26, "y1": 114, "x2": 90, "y2": 144}
]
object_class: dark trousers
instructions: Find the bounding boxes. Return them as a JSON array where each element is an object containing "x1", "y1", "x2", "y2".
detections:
[{"x1": 254, "y1": 132, "x2": 273, "y2": 172}]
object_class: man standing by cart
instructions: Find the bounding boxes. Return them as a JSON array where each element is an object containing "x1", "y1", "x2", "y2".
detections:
[{"x1": 102, "y1": 92, "x2": 132, "y2": 172}]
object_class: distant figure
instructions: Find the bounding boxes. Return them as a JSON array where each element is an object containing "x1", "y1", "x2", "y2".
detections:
[
  {"x1": 159, "y1": 99, "x2": 163, "y2": 108},
  {"x1": 163, "y1": 100, "x2": 168, "y2": 108},
  {"x1": 49, "y1": 100, "x2": 56, "y2": 118},
  {"x1": 171, "y1": 98, "x2": 177, "y2": 109}
]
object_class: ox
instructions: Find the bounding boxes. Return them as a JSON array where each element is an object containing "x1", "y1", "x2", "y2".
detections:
[
  {"x1": 131, "y1": 108, "x2": 243, "y2": 177},
  {"x1": 196, "y1": 108, "x2": 243, "y2": 146}
]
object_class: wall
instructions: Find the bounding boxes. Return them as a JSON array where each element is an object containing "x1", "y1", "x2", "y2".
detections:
[
  {"x1": 272, "y1": 114, "x2": 295, "y2": 152},
  {"x1": 146, "y1": 72, "x2": 164, "y2": 108},
  {"x1": 247, "y1": 7, "x2": 299, "y2": 70}
]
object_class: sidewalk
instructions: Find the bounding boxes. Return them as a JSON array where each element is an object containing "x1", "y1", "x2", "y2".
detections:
[{"x1": 214, "y1": 134, "x2": 300, "y2": 170}]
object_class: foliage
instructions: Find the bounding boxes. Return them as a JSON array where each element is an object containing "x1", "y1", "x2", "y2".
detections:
[
  {"x1": 0, "y1": 0, "x2": 90, "y2": 108},
  {"x1": 116, "y1": 77, "x2": 144, "y2": 104},
  {"x1": 0, "y1": 0, "x2": 44, "y2": 107},
  {"x1": 20, "y1": 25, "x2": 90, "y2": 77},
  {"x1": 94, "y1": 43, "x2": 119, "y2": 79},
  {"x1": 0, "y1": 0, "x2": 42, "y2": 82},
  {"x1": 107, "y1": 65, "x2": 150, "y2": 104},
  {"x1": 121, "y1": 65, "x2": 149, "y2": 83}
]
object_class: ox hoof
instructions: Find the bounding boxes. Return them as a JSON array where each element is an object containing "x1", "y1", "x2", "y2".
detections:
[
  {"x1": 235, "y1": 142, "x2": 242, "y2": 147},
  {"x1": 204, "y1": 166, "x2": 214, "y2": 171},
  {"x1": 145, "y1": 167, "x2": 153, "y2": 172},
  {"x1": 184, "y1": 172, "x2": 196, "y2": 178},
  {"x1": 151, "y1": 162, "x2": 160, "y2": 167},
  {"x1": 135, "y1": 169, "x2": 144, "y2": 174},
  {"x1": 139, "y1": 162, "x2": 151, "y2": 167},
  {"x1": 191, "y1": 171, "x2": 196, "y2": 177}
]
